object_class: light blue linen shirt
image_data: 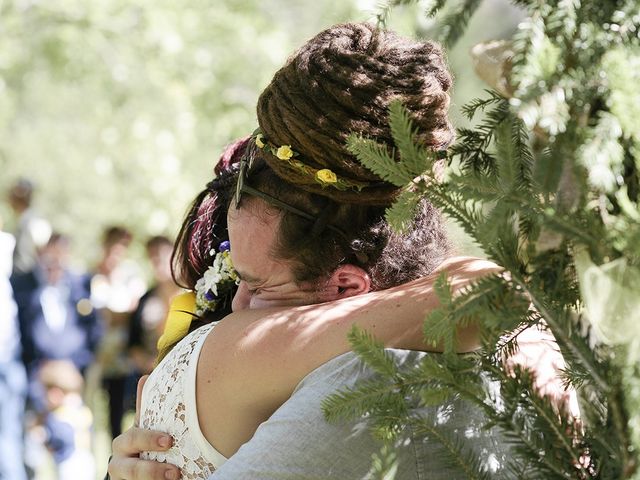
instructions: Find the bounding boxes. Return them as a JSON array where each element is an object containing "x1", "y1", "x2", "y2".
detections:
[{"x1": 210, "y1": 349, "x2": 511, "y2": 479}]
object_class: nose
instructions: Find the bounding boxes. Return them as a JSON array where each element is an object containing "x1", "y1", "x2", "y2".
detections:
[{"x1": 231, "y1": 281, "x2": 251, "y2": 312}]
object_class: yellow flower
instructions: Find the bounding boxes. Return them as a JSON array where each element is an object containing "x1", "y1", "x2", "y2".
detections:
[
  {"x1": 255, "y1": 134, "x2": 265, "y2": 149},
  {"x1": 276, "y1": 145, "x2": 294, "y2": 160},
  {"x1": 316, "y1": 169, "x2": 338, "y2": 184}
]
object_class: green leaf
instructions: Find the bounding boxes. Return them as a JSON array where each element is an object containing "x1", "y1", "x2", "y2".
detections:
[
  {"x1": 347, "y1": 133, "x2": 409, "y2": 186},
  {"x1": 348, "y1": 326, "x2": 399, "y2": 378},
  {"x1": 387, "y1": 100, "x2": 434, "y2": 178},
  {"x1": 385, "y1": 188, "x2": 421, "y2": 234}
]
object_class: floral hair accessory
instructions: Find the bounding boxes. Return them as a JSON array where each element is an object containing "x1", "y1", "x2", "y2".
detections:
[
  {"x1": 316, "y1": 169, "x2": 338, "y2": 184},
  {"x1": 194, "y1": 241, "x2": 239, "y2": 315},
  {"x1": 253, "y1": 128, "x2": 369, "y2": 191}
]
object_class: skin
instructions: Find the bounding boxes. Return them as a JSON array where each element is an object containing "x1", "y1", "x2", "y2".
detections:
[{"x1": 108, "y1": 198, "x2": 498, "y2": 480}]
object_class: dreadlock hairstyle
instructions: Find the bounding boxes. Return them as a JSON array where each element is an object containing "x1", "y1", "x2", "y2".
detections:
[
  {"x1": 156, "y1": 137, "x2": 248, "y2": 362},
  {"x1": 256, "y1": 22, "x2": 454, "y2": 205},
  {"x1": 238, "y1": 23, "x2": 453, "y2": 289}
]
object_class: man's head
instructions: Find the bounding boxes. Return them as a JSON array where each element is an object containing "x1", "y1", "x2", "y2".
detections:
[
  {"x1": 146, "y1": 235, "x2": 174, "y2": 283},
  {"x1": 39, "y1": 359, "x2": 84, "y2": 411},
  {"x1": 232, "y1": 23, "x2": 452, "y2": 296},
  {"x1": 40, "y1": 233, "x2": 71, "y2": 284},
  {"x1": 227, "y1": 196, "x2": 370, "y2": 310},
  {"x1": 101, "y1": 226, "x2": 132, "y2": 270},
  {"x1": 8, "y1": 178, "x2": 34, "y2": 214}
]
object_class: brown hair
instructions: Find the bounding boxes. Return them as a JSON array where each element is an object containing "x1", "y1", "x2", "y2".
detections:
[
  {"x1": 256, "y1": 22, "x2": 454, "y2": 205},
  {"x1": 156, "y1": 138, "x2": 247, "y2": 362},
  {"x1": 102, "y1": 226, "x2": 132, "y2": 249}
]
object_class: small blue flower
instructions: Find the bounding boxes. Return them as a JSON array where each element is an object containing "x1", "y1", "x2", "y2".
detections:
[
  {"x1": 218, "y1": 240, "x2": 231, "y2": 252},
  {"x1": 204, "y1": 290, "x2": 216, "y2": 301}
]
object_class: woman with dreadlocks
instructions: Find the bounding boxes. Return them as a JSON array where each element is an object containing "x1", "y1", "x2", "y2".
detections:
[{"x1": 107, "y1": 23, "x2": 558, "y2": 480}]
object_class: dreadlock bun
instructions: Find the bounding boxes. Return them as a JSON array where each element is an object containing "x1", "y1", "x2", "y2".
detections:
[{"x1": 256, "y1": 22, "x2": 454, "y2": 205}]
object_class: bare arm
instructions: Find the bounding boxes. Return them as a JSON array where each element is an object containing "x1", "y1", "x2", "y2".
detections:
[
  {"x1": 196, "y1": 256, "x2": 500, "y2": 457},
  {"x1": 107, "y1": 256, "x2": 499, "y2": 478}
]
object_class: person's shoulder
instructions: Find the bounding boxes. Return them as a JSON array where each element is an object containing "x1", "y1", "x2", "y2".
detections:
[
  {"x1": 434, "y1": 255, "x2": 502, "y2": 275},
  {"x1": 294, "y1": 348, "x2": 429, "y2": 393}
]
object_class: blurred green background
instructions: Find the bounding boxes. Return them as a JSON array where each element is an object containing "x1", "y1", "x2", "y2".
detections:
[
  {"x1": 1, "y1": 1, "x2": 524, "y2": 477},
  {"x1": 0, "y1": 0, "x2": 523, "y2": 268}
]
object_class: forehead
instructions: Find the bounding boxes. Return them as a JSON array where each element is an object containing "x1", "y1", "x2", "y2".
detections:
[{"x1": 227, "y1": 201, "x2": 293, "y2": 284}]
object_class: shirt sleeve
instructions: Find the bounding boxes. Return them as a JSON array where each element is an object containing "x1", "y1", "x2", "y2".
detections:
[{"x1": 208, "y1": 349, "x2": 513, "y2": 480}]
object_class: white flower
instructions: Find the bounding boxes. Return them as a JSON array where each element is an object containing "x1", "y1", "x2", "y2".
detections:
[
  {"x1": 202, "y1": 266, "x2": 222, "y2": 296},
  {"x1": 193, "y1": 249, "x2": 239, "y2": 315}
]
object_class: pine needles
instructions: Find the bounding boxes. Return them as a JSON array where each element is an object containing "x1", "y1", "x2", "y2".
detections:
[{"x1": 327, "y1": 1, "x2": 640, "y2": 477}]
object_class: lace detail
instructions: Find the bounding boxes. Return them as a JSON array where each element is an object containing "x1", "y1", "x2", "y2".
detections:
[{"x1": 140, "y1": 323, "x2": 225, "y2": 479}]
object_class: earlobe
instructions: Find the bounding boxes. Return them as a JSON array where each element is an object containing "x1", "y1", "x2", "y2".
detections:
[{"x1": 321, "y1": 264, "x2": 371, "y2": 301}]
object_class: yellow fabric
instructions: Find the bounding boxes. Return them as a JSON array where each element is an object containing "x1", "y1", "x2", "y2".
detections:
[{"x1": 157, "y1": 292, "x2": 197, "y2": 353}]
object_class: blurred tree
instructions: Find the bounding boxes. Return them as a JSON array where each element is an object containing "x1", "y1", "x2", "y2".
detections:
[{"x1": 0, "y1": 0, "x2": 366, "y2": 264}]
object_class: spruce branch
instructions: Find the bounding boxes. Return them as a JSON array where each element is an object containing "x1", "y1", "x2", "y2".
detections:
[
  {"x1": 374, "y1": 0, "x2": 420, "y2": 28},
  {"x1": 387, "y1": 99, "x2": 436, "y2": 178},
  {"x1": 411, "y1": 419, "x2": 493, "y2": 480},
  {"x1": 321, "y1": 376, "x2": 406, "y2": 423},
  {"x1": 437, "y1": 0, "x2": 483, "y2": 48},
  {"x1": 511, "y1": 276, "x2": 610, "y2": 392},
  {"x1": 460, "y1": 90, "x2": 505, "y2": 120},
  {"x1": 385, "y1": 188, "x2": 420, "y2": 234},
  {"x1": 347, "y1": 325, "x2": 400, "y2": 379}
]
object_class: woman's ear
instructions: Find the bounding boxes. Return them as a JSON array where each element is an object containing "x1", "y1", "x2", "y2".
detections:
[{"x1": 318, "y1": 264, "x2": 371, "y2": 302}]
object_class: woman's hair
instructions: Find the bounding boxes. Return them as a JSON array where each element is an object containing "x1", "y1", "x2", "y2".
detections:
[
  {"x1": 242, "y1": 23, "x2": 453, "y2": 289},
  {"x1": 156, "y1": 137, "x2": 247, "y2": 362},
  {"x1": 171, "y1": 137, "x2": 248, "y2": 292}
]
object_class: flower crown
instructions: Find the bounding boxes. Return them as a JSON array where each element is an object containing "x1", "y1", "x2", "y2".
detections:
[
  {"x1": 253, "y1": 129, "x2": 369, "y2": 192},
  {"x1": 194, "y1": 240, "x2": 239, "y2": 315}
]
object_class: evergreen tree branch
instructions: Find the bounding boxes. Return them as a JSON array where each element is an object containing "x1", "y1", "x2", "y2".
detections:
[
  {"x1": 411, "y1": 419, "x2": 493, "y2": 480},
  {"x1": 347, "y1": 133, "x2": 411, "y2": 186},
  {"x1": 348, "y1": 325, "x2": 400, "y2": 378}
]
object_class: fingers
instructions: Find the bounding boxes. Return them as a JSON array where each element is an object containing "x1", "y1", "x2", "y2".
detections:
[
  {"x1": 112, "y1": 427, "x2": 173, "y2": 456},
  {"x1": 107, "y1": 456, "x2": 180, "y2": 480},
  {"x1": 136, "y1": 375, "x2": 149, "y2": 426}
]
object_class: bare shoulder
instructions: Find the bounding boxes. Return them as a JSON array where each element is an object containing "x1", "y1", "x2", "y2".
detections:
[{"x1": 195, "y1": 306, "x2": 311, "y2": 404}]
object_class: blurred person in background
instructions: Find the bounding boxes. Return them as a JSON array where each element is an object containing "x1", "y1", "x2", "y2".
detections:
[
  {"x1": 91, "y1": 226, "x2": 146, "y2": 439},
  {"x1": 11, "y1": 232, "x2": 101, "y2": 477},
  {"x1": 0, "y1": 218, "x2": 28, "y2": 480},
  {"x1": 7, "y1": 178, "x2": 52, "y2": 275},
  {"x1": 38, "y1": 360, "x2": 95, "y2": 480},
  {"x1": 128, "y1": 235, "x2": 181, "y2": 376},
  {"x1": 12, "y1": 232, "x2": 102, "y2": 399}
]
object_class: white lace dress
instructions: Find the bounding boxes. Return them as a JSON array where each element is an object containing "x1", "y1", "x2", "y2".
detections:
[{"x1": 140, "y1": 323, "x2": 226, "y2": 479}]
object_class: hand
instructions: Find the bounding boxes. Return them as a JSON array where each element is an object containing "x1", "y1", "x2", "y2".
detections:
[
  {"x1": 506, "y1": 326, "x2": 580, "y2": 418},
  {"x1": 107, "y1": 376, "x2": 181, "y2": 480}
]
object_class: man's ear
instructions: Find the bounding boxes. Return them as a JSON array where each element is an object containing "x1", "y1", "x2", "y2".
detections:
[{"x1": 318, "y1": 264, "x2": 371, "y2": 302}]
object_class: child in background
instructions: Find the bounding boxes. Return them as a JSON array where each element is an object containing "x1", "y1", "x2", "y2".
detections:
[{"x1": 39, "y1": 359, "x2": 95, "y2": 480}]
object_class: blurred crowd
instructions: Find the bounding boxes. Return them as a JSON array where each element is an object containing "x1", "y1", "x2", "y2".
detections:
[{"x1": 0, "y1": 178, "x2": 181, "y2": 480}]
